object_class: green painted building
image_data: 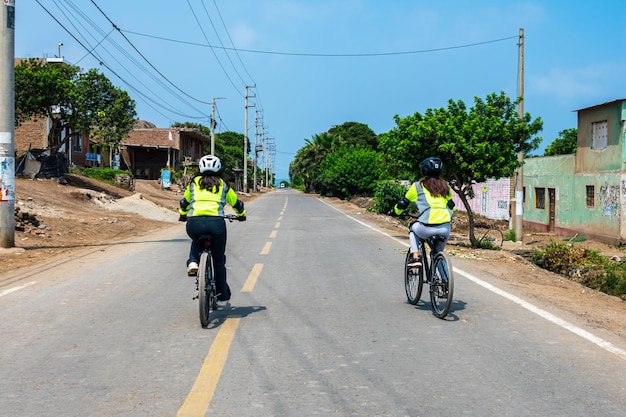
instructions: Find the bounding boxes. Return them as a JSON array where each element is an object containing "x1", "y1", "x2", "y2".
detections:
[{"x1": 522, "y1": 99, "x2": 626, "y2": 244}]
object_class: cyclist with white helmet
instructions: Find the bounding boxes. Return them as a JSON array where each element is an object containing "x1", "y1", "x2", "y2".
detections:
[
  {"x1": 179, "y1": 154, "x2": 246, "y2": 307},
  {"x1": 394, "y1": 157, "x2": 455, "y2": 267}
]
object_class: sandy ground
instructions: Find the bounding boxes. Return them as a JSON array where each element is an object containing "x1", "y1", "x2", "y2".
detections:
[{"x1": 1, "y1": 176, "x2": 625, "y2": 346}]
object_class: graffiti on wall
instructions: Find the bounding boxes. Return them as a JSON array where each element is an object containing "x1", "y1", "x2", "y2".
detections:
[{"x1": 600, "y1": 183, "x2": 619, "y2": 216}]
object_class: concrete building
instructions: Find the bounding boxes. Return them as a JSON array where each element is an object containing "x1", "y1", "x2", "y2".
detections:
[{"x1": 522, "y1": 99, "x2": 626, "y2": 244}]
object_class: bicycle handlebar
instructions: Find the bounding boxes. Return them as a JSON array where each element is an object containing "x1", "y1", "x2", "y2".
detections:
[
  {"x1": 178, "y1": 214, "x2": 246, "y2": 222},
  {"x1": 223, "y1": 214, "x2": 246, "y2": 222}
]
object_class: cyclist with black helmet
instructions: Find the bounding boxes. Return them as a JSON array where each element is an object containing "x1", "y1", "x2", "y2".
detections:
[
  {"x1": 394, "y1": 157, "x2": 455, "y2": 267},
  {"x1": 179, "y1": 155, "x2": 246, "y2": 307}
]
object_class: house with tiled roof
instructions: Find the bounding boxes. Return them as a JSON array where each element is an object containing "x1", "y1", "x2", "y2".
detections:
[{"x1": 120, "y1": 125, "x2": 211, "y2": 180}]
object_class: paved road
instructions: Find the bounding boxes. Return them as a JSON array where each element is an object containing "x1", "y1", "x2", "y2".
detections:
[{"x1": 1, "y1": 190, "x2": 625, "y2": 416}]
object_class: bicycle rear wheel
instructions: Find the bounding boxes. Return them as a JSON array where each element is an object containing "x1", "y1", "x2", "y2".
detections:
[
  {"x1": 430, "y1": 252, "x2": 454, "y2": 318},
  {"x1": 198, "y1": 252, "x2": 214, "y2": 328},
  {"x1": 404, "y1": 249, "x2": 424, "y2": 305}
]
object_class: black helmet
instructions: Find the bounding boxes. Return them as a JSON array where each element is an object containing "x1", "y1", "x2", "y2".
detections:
[{"x1": 419, "y1": 157, "x2": 443, "y2": 177}]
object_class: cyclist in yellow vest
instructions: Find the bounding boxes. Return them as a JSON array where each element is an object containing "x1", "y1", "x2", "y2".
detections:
[
  {"x1": 179, "y1": 155, "x2": 246, "y2": 307},
  {"x1": 394, "y1": 157, "x2": 454, "y2": 267}
]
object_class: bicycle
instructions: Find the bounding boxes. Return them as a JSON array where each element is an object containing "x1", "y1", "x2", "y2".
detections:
[
  {"x1": 193, "y1": 214, "x2": 245, "y2": 328},
  {"x1": 402, "y1": 214, "x2": 455, "y2": 318}
]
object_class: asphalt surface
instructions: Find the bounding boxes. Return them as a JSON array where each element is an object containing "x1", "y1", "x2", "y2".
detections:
[{"x1": 1, "y1": 189, "x2": 625, "y2": 416}]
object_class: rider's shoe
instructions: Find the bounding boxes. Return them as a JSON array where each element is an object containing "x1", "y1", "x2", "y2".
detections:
[
  {"x1": 216, "y1": 300, "x2": 230, "y2": 309},
  {"x1": 407, "y1": 257, "x2": 422, "y2": 268},
  {"x1": 187, "y1": 262, "x2": 199, "y2": 276}
]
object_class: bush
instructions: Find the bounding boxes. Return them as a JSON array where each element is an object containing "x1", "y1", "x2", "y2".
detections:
[
  {"x1": 503, "y1": 229, "x2": 515, "y2": 242},
  {"x1": 369, "y1": 180, "x2": 408, "y2": 214},
  {"x1": 533, "y1": 240, "x2": 626, "y2": 300},
  {"x1": 318, "y1": 145, "x2": 382, "y2": 199},
  {"x1": 74, "y1": 167, "x2": 131, "y2": 185}
]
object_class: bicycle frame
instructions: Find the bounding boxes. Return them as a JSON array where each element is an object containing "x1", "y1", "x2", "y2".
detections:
[
  {"x1": 403, "y1": 215, "x2": 455, "y2": 318},
  {"x1": 197, "y1": 237, "x2": 217, "y2": 328},
  {"x1": 189, "y1": 213, "x2": 245, "y2": 328}
]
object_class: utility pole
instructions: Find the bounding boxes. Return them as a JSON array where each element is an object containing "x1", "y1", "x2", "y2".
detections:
[
  {"x1": 244, "y1": 85, "x2": 255, "y2": 193},
  {"x1": 265, "y1": 137, "x2": 273, "y2": 187},
  {"x1": 210, "y1": 97, "x2": 225, "y2": 156},
  {"x1": 0, "y1": 1, "x2": 15, "y2": 248},
  {"x1": 513, "y1": 27, "x2": 525, "y2": 243},
  {"x1": 253, "y1": 109, "x2": 262, "y2": 192}
]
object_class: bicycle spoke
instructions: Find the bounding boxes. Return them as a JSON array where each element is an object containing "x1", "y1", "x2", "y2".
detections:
[{"x1": 430, "y1": 252, "x2": 454, "y2": 319}]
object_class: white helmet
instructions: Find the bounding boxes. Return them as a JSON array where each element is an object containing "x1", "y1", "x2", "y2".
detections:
[{"x1": 198, "y1": 155, "x2": 221, "y2": 173}]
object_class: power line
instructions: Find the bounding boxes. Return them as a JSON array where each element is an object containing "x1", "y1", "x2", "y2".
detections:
[
  {"x1": 198, "y1": 0, "x2": 247, "y2": 86},
  {"x1": 36, "y1": 0, "x2": 207, "y2": 119},
  {"x1": 90, "y1": 0, "x2": 213, "y2": 106},
  {"x1": 186, "y1": 0, "x2": 244, "y2": 98},
  {"x1": 121, "y1": 31, "x2": 519, "y2": 57},
  {"x1": 211, "y1": 0, "x2": 256, "y2": 85}
]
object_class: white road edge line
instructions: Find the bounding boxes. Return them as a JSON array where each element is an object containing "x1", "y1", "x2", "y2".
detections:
[
  {"x1": 320, "y1": 198, "x2": 626, "y2": 361},
  {"x1": 0, "y1": 281, "x2": 37, "y2": 297}
]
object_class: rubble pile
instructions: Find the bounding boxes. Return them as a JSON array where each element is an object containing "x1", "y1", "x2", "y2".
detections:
[{"x1": 14, "y1": 206, "x2": 46, "y2": 234}]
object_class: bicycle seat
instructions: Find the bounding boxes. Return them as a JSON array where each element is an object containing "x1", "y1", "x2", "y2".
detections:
[
  {"x1": 198, "y1": 234, "x2": 213, "y2": 242},
  {"x1": 427, "y1": 235, "x2": 447, "y2": 244}
]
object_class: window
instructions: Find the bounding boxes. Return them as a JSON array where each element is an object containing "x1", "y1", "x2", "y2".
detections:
[
  {"x1": 591, "y1": 120, "x2": 608, "y2": 149},
  {"x1": 73, "y1": 133, "x2": 83, "y2": 152},
  {"x1": 586, "y1": 185, "x2": 595, "y2": 208},
  {"x1": 535, "y1": 187, "x2": 545, "y2": 209}
]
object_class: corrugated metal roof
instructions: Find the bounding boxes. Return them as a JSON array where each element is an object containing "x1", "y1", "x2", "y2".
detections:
[{"x1": 573, "y1": 99, "x2": 626, "y2": 112}]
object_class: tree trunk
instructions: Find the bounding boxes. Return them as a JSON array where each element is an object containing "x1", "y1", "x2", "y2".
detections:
[{"x1": 453, "y1": 187, "x2": 479, "y2": 248}]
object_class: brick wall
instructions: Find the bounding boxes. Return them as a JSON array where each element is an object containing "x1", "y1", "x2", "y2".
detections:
[{"x1": 15, "y1": 118, "x2": 47, "y2": 154}]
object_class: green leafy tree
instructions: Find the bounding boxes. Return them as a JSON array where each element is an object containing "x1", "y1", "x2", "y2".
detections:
[
  {"x1": 289, "y1": 132, "x2": 339, "y2": 193},
  {"x1": 379, "y1": 92, "x2": 543, "y2": 247},
  {"x1": 328, "y1": 121, "x2": 378, "y2": 149},
  {"x1": 15, "y1": 59, "x2": 136, "y2": 153},
  {"x1": 171, "y1": 124, "x2": 249, "y2": 185},
  {"x1": 14, "y1": 58, "x2": 79, "y2": 149},
  {"x1": 215, "y1": 131, "x2": 249, "y2": 185},
  {"x1": 172, "y1": 121, "x2": 211, "y2": 136},
  {"x1": 290, "y1": 124, "x2": 378, "y2": 194},
  {"x1": 544, "y1": 128, "x2": 577, "y2": 156},
  {"x1": 318, "y1": 145, "x2": 382, "y2": 198},
  {"x1": 73, "y1": 69, "x2": 136, "y2": 150}
]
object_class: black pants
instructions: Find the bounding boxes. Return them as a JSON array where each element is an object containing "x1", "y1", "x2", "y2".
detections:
[{"x1": 185, "y1": 216, "x2": 231, "y2": 301}]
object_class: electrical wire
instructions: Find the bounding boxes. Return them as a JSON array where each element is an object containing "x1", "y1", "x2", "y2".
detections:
[
  {"x1": 120, "y1": 31, "x2": 519, "y2": 57},
  {"x1": 34, "y1": 0, "x2": 210, "y2": 123},
  {"x1": 186, "y1": 0, "x2": 244, "y2": 98},
  {"x1": 90, "y1": 0, "x2": 213, "y2": 106}
]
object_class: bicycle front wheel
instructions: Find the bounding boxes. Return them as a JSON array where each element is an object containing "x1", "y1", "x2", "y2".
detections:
[
  {"x1": 430, "y1": 252, "x2": 454, "y2": 318},
  {"x1": 198, "y1": 252, "x2": 213, "y2": 328},
  {"x1": 404, "y1": 249, "x2": 423, "y2": 305}
]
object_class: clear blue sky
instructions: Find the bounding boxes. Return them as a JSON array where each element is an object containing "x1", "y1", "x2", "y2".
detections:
[{"x1": 15, "y1": 1, "x2": 626, "y2": 181}]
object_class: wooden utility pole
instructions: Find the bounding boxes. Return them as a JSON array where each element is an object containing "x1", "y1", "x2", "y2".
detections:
[
  {"x1": 210, "y1": 97, "x2": 225, "y2": 156},
  {"x1": 244, "y1": 86, "x2": 255, "y2": 193},
  {"x1": 514, "y1": 27, "x2": 525, "y2": 242},
  {"x1": 0, "y1": 1, "x2": 15, "y2": 248}
]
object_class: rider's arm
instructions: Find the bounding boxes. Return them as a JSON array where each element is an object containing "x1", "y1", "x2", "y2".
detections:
[
  {"x1": 225, "y1": 187, "x2": 246, "y2": 217},
  {"x1": 179, "y1": 187, "x2": 192, "y2": 216},
  {"x1": 394, "y1": 184, "x2": 418, "y2": 215},
  {"x1": 446, "y1": 187, "x2": 455, "y2": 210}
]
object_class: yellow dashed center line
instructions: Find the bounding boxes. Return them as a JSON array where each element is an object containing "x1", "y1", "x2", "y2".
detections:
[
  {"x1": 241, "y1": 263, "x2": 263, "y2": 292},
  {"x1": 177, "y1": 318, "x2": 241, "y2": 417},
  {"x1": 179, "y1": 196, "x2": 288, "y2": 415},
  {"x1": 260, "y1": 242, "x2": 272, "y2": 255}
]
